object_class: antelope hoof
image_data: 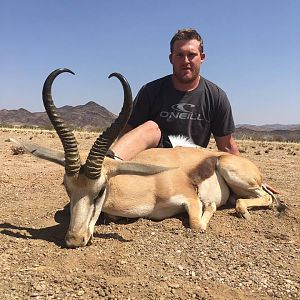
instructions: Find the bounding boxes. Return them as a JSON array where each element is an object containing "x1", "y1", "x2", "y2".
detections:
[
  {"x1": 190, "y1": 222, "x2": 207, "y2": 233},
  {"x1": 237, "y1": 210, "x2": 251, "y2": 220},
  {"x1": 242, "y1": 211, "x2": 251, "y2": 220},
  {"x1": 236, "y1": 201, "x2": 250, "y2": 220},
  {"x1": 198, "y1": 222, "x2": 207, "y2": 233}
]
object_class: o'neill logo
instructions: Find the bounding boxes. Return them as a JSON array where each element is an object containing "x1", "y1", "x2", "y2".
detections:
[{"x1": 160, "y1": 103, "x2": 204, "y2": 121}]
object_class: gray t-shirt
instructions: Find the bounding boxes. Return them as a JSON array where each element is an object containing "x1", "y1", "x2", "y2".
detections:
[{"x1": 128, "y1": 75, "x2": 235, "y2": 147}]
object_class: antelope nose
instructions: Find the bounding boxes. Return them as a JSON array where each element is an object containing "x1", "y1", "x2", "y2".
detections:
[{"x1": 65, "y1": 232, "x2": 88, "y2": 248}]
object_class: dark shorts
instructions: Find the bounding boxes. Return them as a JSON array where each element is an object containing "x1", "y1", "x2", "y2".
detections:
[{"x1": 157, "y1": 133, "x2": 173, "y2": 148}]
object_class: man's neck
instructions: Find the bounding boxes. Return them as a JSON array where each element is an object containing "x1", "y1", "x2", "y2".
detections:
[{"x1": 171, "y1": 75, "x2": 200, "y2": 92}]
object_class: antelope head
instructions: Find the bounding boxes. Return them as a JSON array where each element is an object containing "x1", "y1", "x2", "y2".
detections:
[{"x1": 13, "y1": 68, "x2": 171, "y2": 247}]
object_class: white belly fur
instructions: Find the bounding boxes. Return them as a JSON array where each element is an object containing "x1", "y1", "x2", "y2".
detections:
[{"x1": 147, "y1": 194, "x2": 187, "y2": 220}]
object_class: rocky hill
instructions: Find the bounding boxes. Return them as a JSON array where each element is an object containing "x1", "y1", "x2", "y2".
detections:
[
  {"x1": 0, "y1": 101, "x2": 116, "y2": 131},
  {"x1": 234, "y1": 124, "x2": 300, "y2": 142},
  {"x1": 1, "y1": 103, "x2": 299, "y2": 141},
  {"x1": 234, "y1": 127, "x2": 300, "y2": 142},
  {"x1": 236, "y1": 124, "x2": 300, "y2": 131}
]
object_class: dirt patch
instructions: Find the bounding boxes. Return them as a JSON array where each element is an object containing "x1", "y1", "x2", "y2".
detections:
[{"x1": 1, "y1": 129, "x2": 299, "y2": 299}]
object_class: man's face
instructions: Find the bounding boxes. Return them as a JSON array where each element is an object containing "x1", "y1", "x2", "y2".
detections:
[{"x1": 169, "y1": 39, "x2": 205, "y2": 85}]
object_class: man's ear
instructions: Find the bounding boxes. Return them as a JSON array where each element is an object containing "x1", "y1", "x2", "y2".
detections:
[
  {"x1": 169, "y1": 53, "x2": 173, "y2": 64},
  {"x1": 200, "y1": 52, "x2": 206, "y2": 62}
]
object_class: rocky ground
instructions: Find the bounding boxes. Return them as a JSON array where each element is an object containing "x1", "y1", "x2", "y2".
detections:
[{"x1": 0, "y1": 128, "x2": 299, "y2": 299}]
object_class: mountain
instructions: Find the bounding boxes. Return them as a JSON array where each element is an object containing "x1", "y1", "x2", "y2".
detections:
[
  {"x1": 234, "y1": 124, "x2": 300, "y2": 142},
  {"x1": 236, "y1": 124, "x2": 300, "y2": 131},
  {"x1": 1, "y1": 104, "x2": 299, "y2": 141},
  {"x1": 234, "y1": 128, "x2": 300, "y2": 142},
  {"x1": 0, "y1": 101, "x2": 116, "y2": 131}
]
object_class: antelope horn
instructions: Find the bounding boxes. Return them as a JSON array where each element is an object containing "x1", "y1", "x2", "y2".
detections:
[
  {"x1": 85, "y1": 73, "x2": 133, "y2": 179},
  {"x1": 42, "y1": 68, "x2": 81, "y2": 176}
]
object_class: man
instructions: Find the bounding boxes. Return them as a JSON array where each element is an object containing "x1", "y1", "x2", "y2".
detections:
[{"x1": 111, "y1": 28, "x2": 240, "y2": 160}]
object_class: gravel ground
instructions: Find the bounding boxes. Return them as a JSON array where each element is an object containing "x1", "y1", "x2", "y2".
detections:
[{"x1": 0, "y1": 129, "x2": 299, "y2": 299}]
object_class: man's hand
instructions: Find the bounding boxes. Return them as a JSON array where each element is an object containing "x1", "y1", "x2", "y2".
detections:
[{"x1": 214, "y1": 134, "x2": 240, "y2": 155}]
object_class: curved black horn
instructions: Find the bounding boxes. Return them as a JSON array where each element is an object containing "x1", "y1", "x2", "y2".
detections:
[
  {"x1": 85, "y1": 73, "x2": 133, "y2": 179},
  {"x1": 42, "y1": 68, "x2": 81, "y2": 176}
]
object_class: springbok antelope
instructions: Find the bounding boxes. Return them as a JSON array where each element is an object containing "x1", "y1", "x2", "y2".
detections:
[{"x1": 10, "y1": 68, "x2": 284, "y2": 248}]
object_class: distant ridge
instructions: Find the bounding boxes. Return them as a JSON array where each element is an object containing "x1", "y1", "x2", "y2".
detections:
[
  {"x1": 0, "y1": 104, "x2": 299, "y2": 141},
  {"x1": 236, "y1": 124, "x2": 300, "y2": 131},
  {"x1": 234, "y1": 124, "x2": 300, "y2": 142},
  {"x1": 0, "y1": 101, "x2": 116, "y2": 131}
]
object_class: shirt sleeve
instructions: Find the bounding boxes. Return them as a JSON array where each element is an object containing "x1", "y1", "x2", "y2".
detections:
[
  {"x1": 211, "y1": 89, "x2": 235, "y2": 137},
  {"x1": 127, "y1": 85, "x2": 152, "y2": 128}
]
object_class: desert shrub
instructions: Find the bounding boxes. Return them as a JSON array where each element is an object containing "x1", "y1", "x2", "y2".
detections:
[
  {"x1": 239, "y1": 147, "x2": 247, "y2": 153},
  {"x1": 287, "y1": 148, "x2": 297, "y2": 156},
  {"x1": 11, "y1": 146, "x2": 25, "y2": 155},
  {"x1": 254, "y1": 150, "x2": 261, "y2": 155}
]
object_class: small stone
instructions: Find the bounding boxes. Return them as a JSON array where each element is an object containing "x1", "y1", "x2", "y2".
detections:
[
  {"x1": 35, "y1": 285, "x2": 43, "y2": 291},
  {"x1": 30, "y1": 293, "x2": 39, "y2": 297},
  {"x1": 178, "y1": 265, "x2": 184, "y2": 271},
  {"x1": 168, "y1": 282, "x2": 180, "y2": 289}
]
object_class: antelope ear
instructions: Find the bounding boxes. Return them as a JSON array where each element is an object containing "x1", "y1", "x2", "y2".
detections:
[
  {"x1": 116, "y1": 162, "x2": 177, "y2": 175},
  {"x1": 104, "y1": 157, "x2": 177, "y2": 177},
  {"x1": 9, "y1": 138, "x2": 65, "y2": 166}
]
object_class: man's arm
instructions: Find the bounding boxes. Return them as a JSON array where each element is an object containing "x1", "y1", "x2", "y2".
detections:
[
  {"x1": 118, "y1": 124, "x2": 134, "y2": 138},
  {"x1": 214, "y1": 134, "x2": 240, "y2": 155}
]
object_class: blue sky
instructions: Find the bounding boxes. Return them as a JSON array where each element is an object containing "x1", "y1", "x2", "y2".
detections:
[{"x1": 0, "y1": 0, "x2": 299, "y2": 125}]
